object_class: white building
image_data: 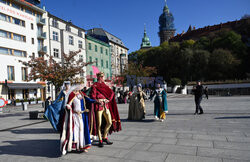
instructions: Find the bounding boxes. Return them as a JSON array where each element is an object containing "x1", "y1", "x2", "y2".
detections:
[
  {"x1": 44, "y1": 12, "x2": 87, "y2": 100},
  {"x1": 0, "y1": 0, "x2": 46, "y2": 101}
]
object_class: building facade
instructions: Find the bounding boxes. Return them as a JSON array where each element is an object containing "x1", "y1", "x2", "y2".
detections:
[
  {"x1": 0, "y1": 0, "x2": 46, "y2": 101},
  {"x1": 44, "y1": 12, "x2": 87, "y2": 99},
  {"x1": 87, "y1": 28, "x2": 129, "y2": 77},
  {"x1": 85, "y1": 35, "x2": 111, "y2": 87},
  {"x1": 158, "y1": 1, "x2": 175, "y2": 44}
]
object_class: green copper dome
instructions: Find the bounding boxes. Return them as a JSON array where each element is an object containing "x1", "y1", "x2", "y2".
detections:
[{"x1": 141, "y1": 24, "x2": 151, "y2": 49}]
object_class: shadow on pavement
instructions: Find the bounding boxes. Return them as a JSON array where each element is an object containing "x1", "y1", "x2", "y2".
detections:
[
  {"x1": 121, "y1": 118, "x2": 156, "y2": 123},
  {"x1": 0, "y1": 139, "x2": 60, "y2": 158},
  {"x1": 11, "y1": 128, "x2": 58, "y2": 134},
  {"x1": 214, "y1": 116, "x2": 250, "y2": 119}
]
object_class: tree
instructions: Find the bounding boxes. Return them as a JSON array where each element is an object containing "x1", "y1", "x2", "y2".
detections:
[
  {"x1": 208, "y1": 49, "x2": 240, "y2": 80},
  {"x1": 19, "y1": 50, "x2": 91, "y2": 94}
]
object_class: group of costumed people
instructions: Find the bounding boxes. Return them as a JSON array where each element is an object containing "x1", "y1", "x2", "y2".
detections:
[
  {"x1": 128, "y1": 83, "x2": 168, "y2": 122},
  {"x1": 44, "y1": 72, "x2": 121, "y2": 155}
]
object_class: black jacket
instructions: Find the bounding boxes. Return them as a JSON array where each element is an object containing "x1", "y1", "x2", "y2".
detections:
[{"x1": 192, "y1": 85, "x2": 204, "y2": 98}]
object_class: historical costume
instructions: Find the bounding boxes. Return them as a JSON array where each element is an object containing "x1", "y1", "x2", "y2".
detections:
[
  {"x1": 90, "y1": 72, "x2": 122, "y2": 147},
  {"x1": 151, "y1": 84, "x2": 163, "y2": 120},
  {"x1": 60, "y1": 85, "x2": 96, "y2": 155},
  {"x1": 160, "y1": 83, "x2": 168, "y2": 121},
  {"x1": 44, "y1": 81, "x2": 70, "y2": 132},
  {"x1": 128, "y1": 84, "x2": 146, "y2": 120}
]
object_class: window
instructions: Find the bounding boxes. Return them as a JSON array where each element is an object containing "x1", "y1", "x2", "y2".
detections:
[
  {"x1": 78, "y1": 40, "x2": 82, "y2": 48},
  {"x1": 7, "y1": 66, "x2": 15, "y2": 81},
  {"x1": 88, "y1": 43, "x2": 92, "y2": 50},
  {"x1": 25, "y1": 8, "x2": 32, "y2": 15},
  {"x1": 78, "y1": 30, "x2": 82, "y2": 37},
  {"x1": 101, "y1": 59, "x2": 103, "y2": 67},
  {"x1": 66, "y1": 25, "x2": 71, "y2": 32},
  {"x1": 79, "y1": 55, "x2": 83, "y2": 61},
  {"x1": 106, "y1": 49, "x2": 108, "y2": 55},
  {"x1": 69, "y1": 35, "x2": 73, "y2": 45},
  {"x1": 0, "y1": 30, "x2": 7, "y2": 38},
  {"x1": 95, "y1": 45, "x2": 97, "y2": 52},
  {"x1": 53, "y1": 48, "x2": 59, "y2": 58},
  {"x1": 12, "y1": 17, "x2": 25, "y2": 27},
  {"x1": 32, "y1": 38, "x2": 34, "y2": 44},
  {"x1": 12, "y1": 3, "x2": 20, "y2": 9},
  {"x1": 0, "y1": 47, "x2": 10, "y2": 55},
  {"x1": 100, "y1": 47, "x2": 103, "y2": 54},
  {"x1": 13, "y1": 34, "x2": 21, "y2": 41},
  {"x1": 31, "y1": 23, "x2": 33, "y2": 30},
  {"x1": 52, "y1": 31, "x2": 58, "y2": 41},
  {"x1": 14, "y1": 50, "x2": 26, "y2": 57},
  {"x1": 52, "y1": 19, "x2": 58, "y2": 28},
  {"x1": 106, "y1": 61, "x2": 108, "y2": 68},
  {"x1": 89, "y1": 56, "x2": 92, "y2": 62},
  {"x1": 32, "y1": 52, "x2": 35, "y2": 58},
  {"x1": 95, "y1": 58, "x2": 98, "y2": 66},
  {"x1": 22, "y1": 67, "x2": 28, "y2": 81}
]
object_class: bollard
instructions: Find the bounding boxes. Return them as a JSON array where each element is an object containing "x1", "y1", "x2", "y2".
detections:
[{"x1": 22, "y1": 103, "x2": 28, "y2": 111}]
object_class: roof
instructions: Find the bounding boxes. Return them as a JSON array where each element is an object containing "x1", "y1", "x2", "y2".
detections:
[
  {"x1": 87, "y1": 28, "x2": 128, "y2": 49},
  {"x1": 48, "y1": 12, "x2": 86, "y2": 32},
  {"x1": 7, "y1": 83, "x2": 44, "y2": 89}
]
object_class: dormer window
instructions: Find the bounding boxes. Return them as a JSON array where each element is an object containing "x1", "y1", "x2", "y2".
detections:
[{"x1": 66, "y1": 25, "x2": 71, "y2": 32}]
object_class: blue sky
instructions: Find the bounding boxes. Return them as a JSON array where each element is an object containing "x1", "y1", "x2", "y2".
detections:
[{"x1": 42, "y1": 0, "x2": 250, "y2": 53}]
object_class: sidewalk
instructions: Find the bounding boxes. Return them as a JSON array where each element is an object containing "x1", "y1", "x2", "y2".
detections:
[{"x1": 1, "y1": 96, "x2": 250, "y2": 162}]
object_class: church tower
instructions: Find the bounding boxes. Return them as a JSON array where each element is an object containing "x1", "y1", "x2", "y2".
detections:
[
  {"x1": 158, "y1": 0, "x2": 176, "y2": 44},
  {"x1": 140, "y1": 24, "x2": 152, "y2": 49}
]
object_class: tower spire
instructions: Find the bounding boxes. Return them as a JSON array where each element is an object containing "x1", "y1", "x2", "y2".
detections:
[{"x1": 165, "y1": 0, "x2": 167, "y2": 6}]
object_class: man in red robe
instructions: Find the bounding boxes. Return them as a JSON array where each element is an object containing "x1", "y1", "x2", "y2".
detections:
[{"x1": 90, "y1": 72, "x2": 122, "y2": 147}]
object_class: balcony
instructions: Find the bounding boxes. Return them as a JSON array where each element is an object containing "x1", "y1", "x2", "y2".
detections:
[
  {"x1": 37, "y1": 32, "x2": 46, "y2": 39},
  {"x1": 37, "y1": 18, "x2": 46, "y2": 25},
  {"x1": 38, "y1": 46, "x2": 47, "y2": 53}
]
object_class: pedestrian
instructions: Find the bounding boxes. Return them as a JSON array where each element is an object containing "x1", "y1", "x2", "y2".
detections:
[
  {"x1": 204, "y1": 87, "x2": 209, "y2": 99},
  {"x1": 44, "y1": 81, "x2": 70, "y2": 132},
  {"x1": 60, "y1": 84, "x2": 96, "y2": 155},
  {"x1": 128, "y1": 84, "x2": 146, "y2": 120},
  {"x1": 90, "y1": 72, "x2": 122, "y2": 147},
  {"x1": 44, "y1": 96, "x2": 52, "y2": 112},
  {"x1": 150, "y1": 83, "x2": 163, "y2": 120},
  {"x1": 161, "y1": 83, "x2": 168, "y2": 119},
  {"x1": 192, "y1": 80, "x2": 204, "y2": 115}
]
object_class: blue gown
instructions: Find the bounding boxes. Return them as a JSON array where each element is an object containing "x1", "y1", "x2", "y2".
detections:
[
  {"x1": 162, "y1": 89, "x2": 168, "y2": 112},
  {"x1": 44, "y1": 90, "x2": 66, "y2": 132}
]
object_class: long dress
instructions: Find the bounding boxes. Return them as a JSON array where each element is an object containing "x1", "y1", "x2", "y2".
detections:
[
  {"x1": 160, "y1": 89, "x2": 168, "y2": 120},
  {"x1": 128, "y1": 91, "x2": 146, "y2": 120},
  {"x1": 151, "y1": 88, "x2": 163, "y2": 118},
  {"x1": 60, "y1": 91, "x2": 95, "y2": 155},
  {"x1": 44, "y1": 90, "x2": 66, "y2": 132}
]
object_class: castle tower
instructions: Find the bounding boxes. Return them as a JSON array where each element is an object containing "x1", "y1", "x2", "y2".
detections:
[
  {"x1": 158, "y1": 0, "x2": 176, "y2": 44},
  {"x1": 140, "y1": 24, "x2": 152, "y2": 49}
]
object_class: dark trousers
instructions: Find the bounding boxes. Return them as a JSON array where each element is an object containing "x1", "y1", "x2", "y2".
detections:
[{"x1": 195, "y1": 97, "x2": 203, "y2": 113}]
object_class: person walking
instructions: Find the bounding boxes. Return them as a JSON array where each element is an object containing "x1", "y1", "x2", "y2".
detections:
[
  {"x1": 204, "y1": 87, "x2": 209, "y2": 99},
  {"x1": 192, "y1": 80, "x2": 204, "y2": 115}
]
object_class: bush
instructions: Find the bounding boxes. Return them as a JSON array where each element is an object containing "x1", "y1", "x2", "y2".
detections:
[
  {"x1": 170, "y1": 78, "x2": 182, "y2": 86},
  {"x1": 15, "y1": 99, "x2": 20, "y2": 103},
  {"x1": 23, "y1": 98, "x2": 28, "y2": 102}
]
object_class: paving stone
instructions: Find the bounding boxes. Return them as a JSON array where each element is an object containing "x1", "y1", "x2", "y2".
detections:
[
  {"x1": 148, "y1": 144, "x2": 197, "y2": 156},
  {"x1": 226, "y1": 136, "x2": 250, "y2": 143},
  {"x1": 131, "y1": 143, "x2": 153, "y2": 151},
  {"x1": 165, "y1": 153, "x2": 222, "y2": 162},
  {"x1": 197, "y1": 147, "x2": 250, "y2": 161},
  {"x1": 214, "y1": 141, "x2": 250, "y2": 151},
  {"x1": 177, "y1": 139, "x2": 213, "y2": 147},
  {"x1": 192, "y1": 134, "x2": 227, "y2": 142},
  {"x1": 160, "y1": 138, "x2": 178, "y2": 145},
  {"x1": 124, "y1": 150, "x2": 168, "y2": 162},
  {"x1": 177, "y1": 133, "x2": 193, "y2": 139}
]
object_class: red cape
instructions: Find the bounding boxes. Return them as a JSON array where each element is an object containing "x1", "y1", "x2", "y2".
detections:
[{"x1": 91, "y1": 82, "x2": 122, "y2": 134}]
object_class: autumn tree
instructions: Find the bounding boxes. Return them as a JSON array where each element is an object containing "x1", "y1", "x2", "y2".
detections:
[{"x1": 19, "y1": 50, "x2": 91, "y2": 94}]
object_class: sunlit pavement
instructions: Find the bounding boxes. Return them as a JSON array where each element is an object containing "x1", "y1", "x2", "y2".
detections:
[{"x1": 1, "y1": 96, "x2": 250, "y2": 162}]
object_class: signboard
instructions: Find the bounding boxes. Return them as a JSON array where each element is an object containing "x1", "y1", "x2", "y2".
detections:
[{"x1": 0, "y1": 98, "x2": 8, "y2": 108}]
